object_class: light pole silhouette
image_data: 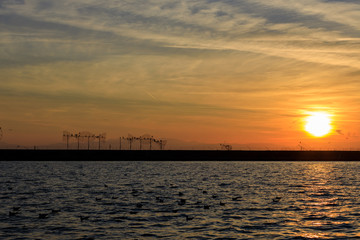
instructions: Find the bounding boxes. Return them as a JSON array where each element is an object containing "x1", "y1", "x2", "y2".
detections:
[
  {"x1": 140, "y1": 134, "x2": 153, "y2": 150},
  {"x1": 80, "y1": 131, "x2": 95, "y2": 150},
  {"x1": 126, "y1": 135, "x2": 134, "y2": 150},
  {"x1": 160, "y1": 139, "x2": 167, "y2": 150},
  {"x1": 146, "y1": 135, "x2": 154, "y2": 150},
  {"x1": 95, "y1": 133, "x2": 106, "y2": 150},
  {"x1": 138, "y1": 137, "x2": 143, "y2": 150},
  {"x1": 63, "y1": 131, "x2": 71, "y2": 150},
  {"x1": 154, "y1": 139, "x2": 167, "y2": 150},
  {"x1": 72, "y1": 133, "x2": 81, "y2": 150}
]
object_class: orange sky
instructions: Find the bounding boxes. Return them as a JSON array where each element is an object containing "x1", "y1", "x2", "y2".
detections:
[{"x1": 1, "y1": 0, "x2": 360, "y2": 149}]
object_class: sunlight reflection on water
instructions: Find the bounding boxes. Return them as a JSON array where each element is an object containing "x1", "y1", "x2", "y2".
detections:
[{"x1": 1, "y1": 161, "x2": 360, "y2": 239}]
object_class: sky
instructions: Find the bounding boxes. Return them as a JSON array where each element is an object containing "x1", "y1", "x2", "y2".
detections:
[{"x1": 1, "y1": 0, "x2": 360, "y2": 149}]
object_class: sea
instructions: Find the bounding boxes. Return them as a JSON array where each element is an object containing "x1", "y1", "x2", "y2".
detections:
[{"x1": 1, "y1": 161, "x2": 360, "y2": 240}]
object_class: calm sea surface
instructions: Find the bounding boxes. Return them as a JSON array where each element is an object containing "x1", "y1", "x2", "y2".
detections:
[{"x1": 1, "y1": 161, "x2": 360, "y2": 239}]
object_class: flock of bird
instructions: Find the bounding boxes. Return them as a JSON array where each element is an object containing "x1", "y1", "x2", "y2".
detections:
[
  {"x1": 8, "y1": 206, "x2": 61, "y2": 219},
  {"x1": 7, "y1": 182, "x2": 282, "y2": 223}
]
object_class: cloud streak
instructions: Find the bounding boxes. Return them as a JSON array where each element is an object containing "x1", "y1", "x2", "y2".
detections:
[
  {"x1": 2, "y1": 0, "x2": 360, "y2": 146},
  {"x1": 1, "y1": 0, "x2": 360, "y2": 68}
]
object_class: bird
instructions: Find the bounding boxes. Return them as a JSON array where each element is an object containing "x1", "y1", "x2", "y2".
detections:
[
  {"x1": 204, "y1": 205, "x2": 210, "y2": 209},
  {"x1": 178, "y1": 199, "x2": 186, "y2": 205},
  {"x1": 80, "y1": 216, "x2": 89, "y2": 221},
  {"x1": 12, "y1": 207, "x2": 21, "y2": 211},
  {"x1": 232, "y1": 196, "x2": 242, "y2": 201},
  {"x1": 156, "y1": 197, "x2": 164, "y2": 203},
  {"x1": 9, "y1": 211, "x2": 17, "y2": 216},
  {"x1": 272, "y1": 197, "x2": 282, "y2": 203},
  {"x1": 51, "y1": 209, "x2": 61, "y2": 214},
  {"x1": 131, "y1": 189, "x2": 139, "y2": 196},
  {"x1": 220, "y1": 202, "x2": 226, "y2": 206},
  {"x1": 202, "y1": 190, "x2": 208, "y2": 194},
  {"x1": 39, "y1": 213, "x2": 48, "y2": 219}
]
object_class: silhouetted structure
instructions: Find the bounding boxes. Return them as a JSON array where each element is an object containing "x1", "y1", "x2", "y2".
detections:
[
  {"x1": 80, "y1": 131, "x2": 96, "y2": 150},
  {"x1": 220, "y1": 143, "x2": 232, "y2": 151},
  {"x1": 62, "y1": 131, "x2": 71, "y2": 150},
  {"x1": 119, "y1": 134, "x2": 166, "y2": 150},
  {"x1": 63, "y1": 131, "x2": 106, "y2": 150},
  {"x1": 95, "y1": 133, "x2": 106, "y2": 150},
  {"x1": 3, "y1": 150, "x2": 360, "y2": 161}
]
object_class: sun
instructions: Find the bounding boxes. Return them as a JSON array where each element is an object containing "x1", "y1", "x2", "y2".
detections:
[{"x1": 304, "y1": 112, "x2": 332, "y2": 137}]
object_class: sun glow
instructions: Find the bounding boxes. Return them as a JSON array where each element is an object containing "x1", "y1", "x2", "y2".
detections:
[{"x1": 305, "y1": 112, "x2": 332, "y2": 137}]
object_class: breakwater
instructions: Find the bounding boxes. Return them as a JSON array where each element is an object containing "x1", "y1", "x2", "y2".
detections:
[{"x1": 1, "y1": 150, "x2": 360, "y2": 161}]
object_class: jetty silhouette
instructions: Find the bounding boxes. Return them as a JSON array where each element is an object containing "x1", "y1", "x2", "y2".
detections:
[{"x1": 1, "y1": 149, "x2": 359, "y2": 161}]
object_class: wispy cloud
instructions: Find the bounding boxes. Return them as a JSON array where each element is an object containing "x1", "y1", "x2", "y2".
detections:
[
  {"x1": 250, "y1": 0, "x2": 360, "y2": 31},
  {"x1": 1, "y1": 0, "x2": 359, "y2": 69},
  {"x1": 1, "y1": 0, "x2": 360, "y2": 145}
]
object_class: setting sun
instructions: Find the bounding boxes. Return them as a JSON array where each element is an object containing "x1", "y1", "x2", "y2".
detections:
[{"x1": 305, "y1": 112, "x2": 332, "y2": 137}]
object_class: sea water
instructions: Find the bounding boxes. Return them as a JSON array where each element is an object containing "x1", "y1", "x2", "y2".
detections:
[{"x1": 1, "y1": 161, "x2": 360, "y2": 239}]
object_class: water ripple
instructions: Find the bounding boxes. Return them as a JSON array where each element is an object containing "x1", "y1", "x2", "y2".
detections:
[{"x1": 1, "y1": 161, "x2": 360, "y2": 239}]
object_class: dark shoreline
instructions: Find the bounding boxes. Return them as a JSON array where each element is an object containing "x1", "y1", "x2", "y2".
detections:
[{"x1": 1, "y1": 149, "x2": 360, "y2": 161}]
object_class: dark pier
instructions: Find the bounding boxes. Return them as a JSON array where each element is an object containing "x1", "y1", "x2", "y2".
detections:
[{"x1": 1, "y1": 150, "x2": 360, "y2": 161}]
